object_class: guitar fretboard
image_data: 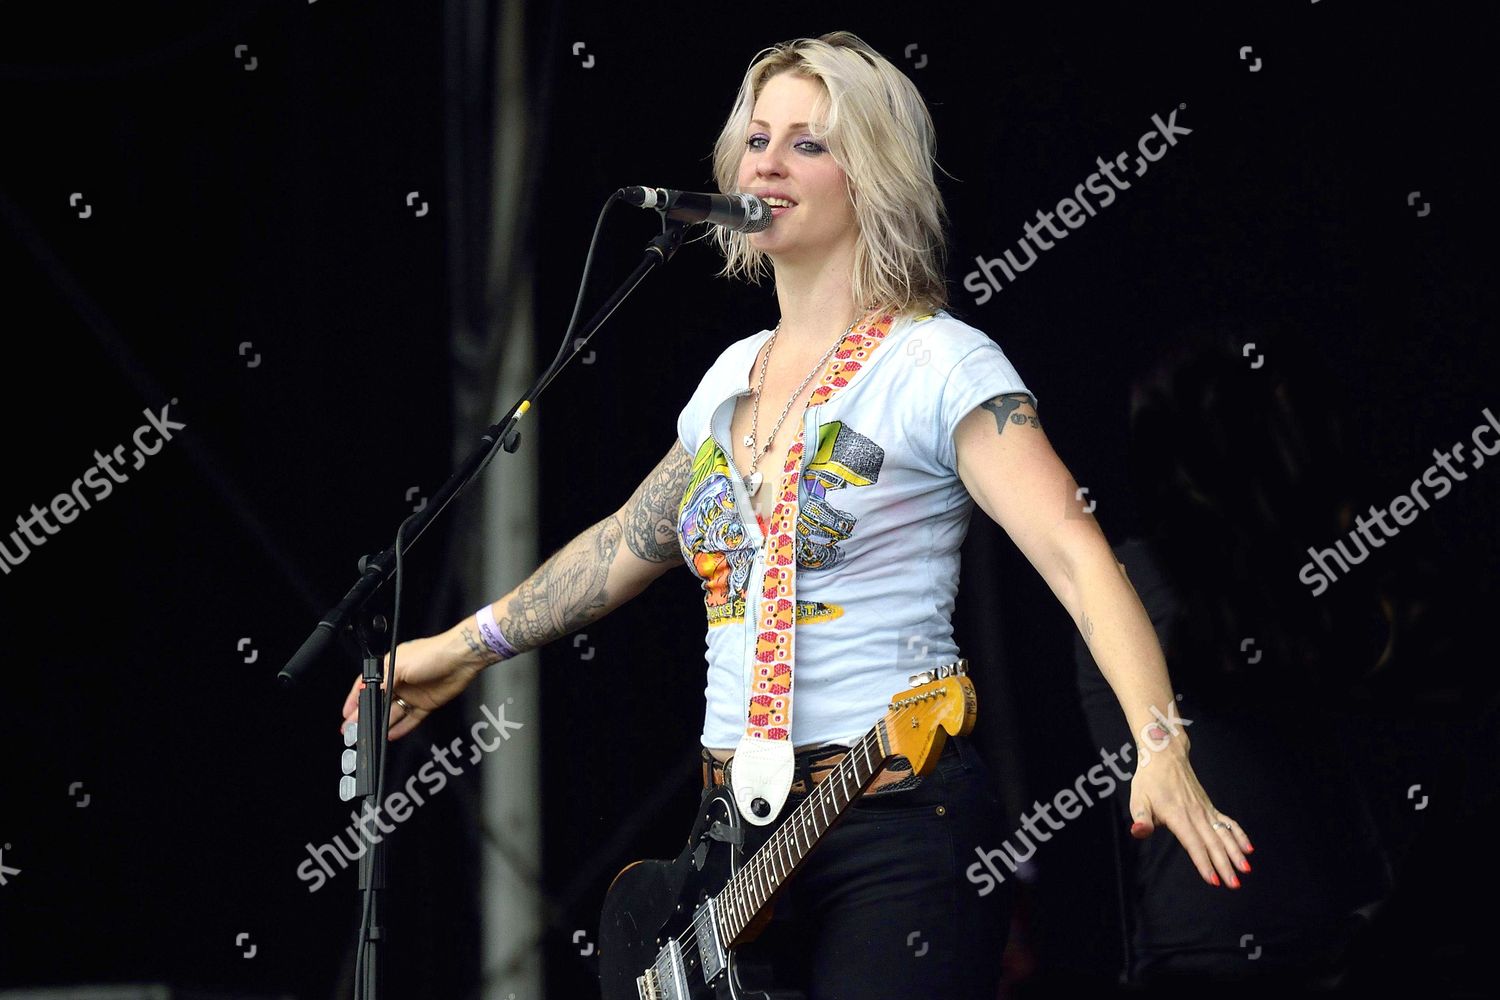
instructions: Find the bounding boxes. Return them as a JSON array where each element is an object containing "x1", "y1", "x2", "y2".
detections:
[{"x1": 714, "y1": 723, "x2": 889, "y2": 942}]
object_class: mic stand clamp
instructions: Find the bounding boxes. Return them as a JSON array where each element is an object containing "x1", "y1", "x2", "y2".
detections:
[{"x1": 649, "y1": 214, "x2": 686, "y2": 261}]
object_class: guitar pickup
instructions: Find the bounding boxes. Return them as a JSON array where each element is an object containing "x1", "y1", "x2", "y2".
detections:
[{"x1": 694, "y1": 898, "x2": 727, "y2": 983}]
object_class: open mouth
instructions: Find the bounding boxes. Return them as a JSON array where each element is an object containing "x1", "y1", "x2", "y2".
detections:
[{"x1": 761, "y1": 196, "x2": 797, "y2": 217}]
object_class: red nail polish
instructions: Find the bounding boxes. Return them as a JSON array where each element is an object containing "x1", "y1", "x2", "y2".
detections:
[
  {"x1": 1245, "y1": 843, "x2": 1255, "y2": 853},
  {"x1": 1209, "y1": 872, "x2": 1220, "y2": 887},
  {"x1": 1228, "y1": 874, "x2": 1241, "y2": 889},
  {"x1": 1239, "y1": 859, "x2": 1252, "y2": 873}
]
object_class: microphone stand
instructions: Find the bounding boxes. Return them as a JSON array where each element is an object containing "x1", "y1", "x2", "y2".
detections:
[{"x1": 278, "y1": 202, "x2": 688, "y2": 1000}]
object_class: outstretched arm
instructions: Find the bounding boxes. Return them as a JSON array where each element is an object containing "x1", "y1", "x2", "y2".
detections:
[
  {"x1": 341, "y1": 440, "x2": 695, "y2": 739},
  {"x1": 476, "y1": 439, "x2": 694, "y2": 655},
  {"x1": 953, "y1": 394, "x2": 1254, "y2": 889}
]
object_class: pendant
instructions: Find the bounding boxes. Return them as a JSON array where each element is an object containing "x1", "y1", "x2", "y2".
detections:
[
  {"x1": 745, "y1": 470, "x2": 763, "y2": 496},
  {"x1": 743, "y1": 433, "x2": 755, "y2": 449}
]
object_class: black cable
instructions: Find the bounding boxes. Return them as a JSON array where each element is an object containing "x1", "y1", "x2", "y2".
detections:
[
  {"x1": 352, "y1": 189, "x2": 626, "y2": 997},
  {"x1": 517, "y1": 189, "x2": 629, "y2": 425}
]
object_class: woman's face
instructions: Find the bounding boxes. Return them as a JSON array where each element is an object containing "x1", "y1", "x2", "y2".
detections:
[{"x1": 736, "y1": 71, "x2": 858, "y2": 262}]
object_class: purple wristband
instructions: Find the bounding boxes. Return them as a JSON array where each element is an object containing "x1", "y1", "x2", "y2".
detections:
[{"x1": 475, "y1": 605, "x2": 518, "y2": 661}]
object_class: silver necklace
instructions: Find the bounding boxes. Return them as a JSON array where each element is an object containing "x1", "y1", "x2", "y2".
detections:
[{"x1": 742, "y1": 317, "x2": 857, "y2": 496}]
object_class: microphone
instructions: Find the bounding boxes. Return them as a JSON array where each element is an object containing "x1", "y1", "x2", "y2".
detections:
[{"x1": 621, "y1": 187, "x2": 772, "y2": 233}]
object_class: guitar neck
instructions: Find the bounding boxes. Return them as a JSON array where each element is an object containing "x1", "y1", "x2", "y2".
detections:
[{"x1": 714, "y1": 722, "x2": 891, "y2": 942}]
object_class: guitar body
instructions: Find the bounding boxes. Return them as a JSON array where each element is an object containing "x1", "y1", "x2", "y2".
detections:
[
  {"x1": 598, "y1": 660, "x2": 977, "y2": 1000},
  {"x1": 599, "y1": 786, "x2": 800, "y2": 1000},
  {"x1": 597, "y1": 791, "x2": 798, "y2": 1000}
]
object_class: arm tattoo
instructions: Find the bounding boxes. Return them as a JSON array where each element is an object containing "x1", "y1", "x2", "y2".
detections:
[
  {"x1": 1141, "y1": 722, "x2": 1183, "y2": 751},
  {"x1": 458, "y1": 624, "x2": 497, "y2": 666},
  {"x1": 498, "y1": 516, "x2": 623, "y2": 651},
  {"x1": 623, "y1": 444, "x2": 692, "y2": 562},
  {"x1": 1081, "y1": 610, "x2": 1096, "y2": 644},
  {"x1": 978, "y1": 393, "x2": 1040, "y2": 435}
]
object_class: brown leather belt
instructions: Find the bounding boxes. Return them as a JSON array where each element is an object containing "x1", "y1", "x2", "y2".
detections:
[{"x1": 700, "y1": 743, "x2": 924, "y2": 798}]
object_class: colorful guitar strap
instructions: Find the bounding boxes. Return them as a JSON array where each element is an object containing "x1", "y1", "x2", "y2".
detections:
[{"x1": 730, "y1": 309, "x2": 897, "y2": 825}]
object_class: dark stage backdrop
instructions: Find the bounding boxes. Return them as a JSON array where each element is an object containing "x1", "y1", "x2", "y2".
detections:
[{"x1": 1, "y1": 2, "x2": 1493, "y2": 999}]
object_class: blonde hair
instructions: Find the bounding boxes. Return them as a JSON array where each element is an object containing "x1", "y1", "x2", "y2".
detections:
[{"x1": 708, "y1": 31, "x2": 951, "y2": 318}]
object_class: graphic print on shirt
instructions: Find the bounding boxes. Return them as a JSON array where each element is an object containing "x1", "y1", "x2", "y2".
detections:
[
  {"x1": 677, "y1": 439, "x2": 756, "y2": 623},
  {"x1": 678, "y1": 422, "x2": 883, "y2": 626},
  {"x1": 798, "y1": 420, "x2": 883, "y2": 571}
]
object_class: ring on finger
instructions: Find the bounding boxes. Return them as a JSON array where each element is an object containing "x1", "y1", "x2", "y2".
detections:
[
  {"x1": 1210, "y1": 820, "x2": 1230, "y2": 830},
  {"x1": 395, "y1": 696, "x2": 415, "y2": 717}
]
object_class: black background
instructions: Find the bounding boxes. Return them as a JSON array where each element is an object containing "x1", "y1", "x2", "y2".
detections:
[{"x1": 0, "y1": 1, "x2": 1493, "y2": 998}]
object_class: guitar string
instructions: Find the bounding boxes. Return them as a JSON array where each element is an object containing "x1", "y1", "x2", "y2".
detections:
[
  {"x1": 733, "y1": 725, "x2": 879, "y2": 924},
  {"x1": 663, "y1": 751, "x2": 859, "y2": 984},
  {"x1": 736, "y1": 718, "x2": 890, "y2": 931},
  {"x1": 667, "y1": 697, "x2": 930, "y2": 969},
  {"x1": 705, "y1": 728, "x2": 873, "y2": 944},
  {"x1": 682, "y1": 719, "x2": 887, "y2": 957},
  {"x1": 661, "y1": 681, "x2": 953, "y2": 981}
]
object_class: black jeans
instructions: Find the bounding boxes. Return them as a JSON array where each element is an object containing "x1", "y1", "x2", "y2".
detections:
[{"x1": 742, "y1": 736, "x2": 1014, "y2": 1000}]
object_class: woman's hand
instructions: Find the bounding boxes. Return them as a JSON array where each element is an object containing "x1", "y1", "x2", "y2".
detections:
[
  {"x1": 339, "y1": 630, "x2": 484, "y2": 741},
  {"x1": 1127, "y1": 741, "x2": 1256, "y2": 889}
]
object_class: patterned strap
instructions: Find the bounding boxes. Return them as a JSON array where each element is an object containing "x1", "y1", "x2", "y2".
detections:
[{"x1": 745, "y1": 310, "x2": 898, "y2": 743}]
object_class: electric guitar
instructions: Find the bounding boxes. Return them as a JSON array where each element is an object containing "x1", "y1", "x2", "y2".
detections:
[{"x1": 598, "y1": 660, "x2": 976, "y2": 1000}]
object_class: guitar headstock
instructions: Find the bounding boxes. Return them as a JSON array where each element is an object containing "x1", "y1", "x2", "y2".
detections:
[{"x1": 881, "y1": 659, "x2": 977, "y2": 775}]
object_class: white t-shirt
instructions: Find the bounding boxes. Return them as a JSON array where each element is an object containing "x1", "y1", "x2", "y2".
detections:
[{"x1": 675, "y1": 309, "x2": 1037, "y2": 749}]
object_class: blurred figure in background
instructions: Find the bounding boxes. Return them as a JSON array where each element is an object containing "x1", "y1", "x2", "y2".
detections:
[{"x1": 1075, "y1": 328, "x2": 1397, "y2": 991}]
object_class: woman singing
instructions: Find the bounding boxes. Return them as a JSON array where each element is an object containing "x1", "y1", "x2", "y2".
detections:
[{"x1": 342, "y1": 31, "x2": 1253, "y2": 999}]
